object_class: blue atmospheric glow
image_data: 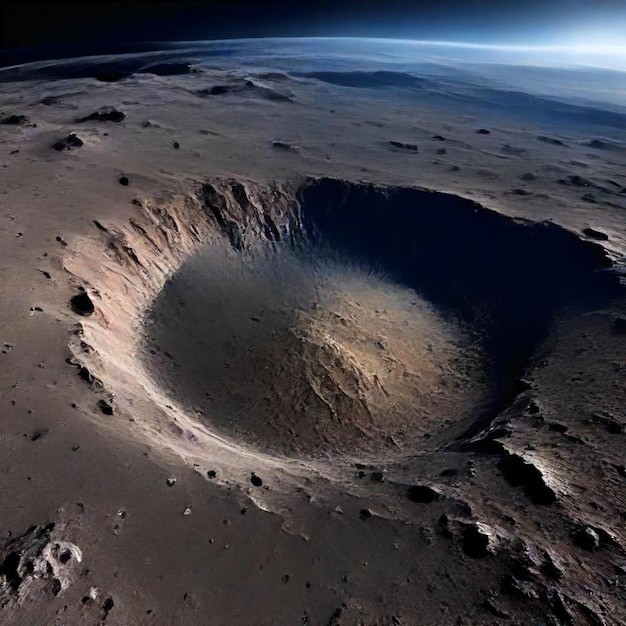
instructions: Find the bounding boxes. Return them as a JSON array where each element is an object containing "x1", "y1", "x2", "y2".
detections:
[
  {"x1": 364, "y1": 38, "x2": 626, "y2": 55},
  {"x1": 185, "y1": 23, "x2": 626, "y2": 70},
  {"x1": 201, "y1": 36, "x2": 626, "y2": 70},
  {"x1": 333, "y1": 37, "x2": 626, "y2": 70}
]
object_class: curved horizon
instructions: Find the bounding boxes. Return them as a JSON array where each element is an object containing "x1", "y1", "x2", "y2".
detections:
[{"x1": 2, "y1": 36, "x2": 625, "y2": 73}]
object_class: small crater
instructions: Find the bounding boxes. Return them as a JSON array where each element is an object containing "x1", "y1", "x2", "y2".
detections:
[
  {"x1": 548, "y1": 422, "x2": 568, "y2": 434},
  {"x1": 359, "y1": 508, "x2": 373, "y2": 520},
  {"x1": 97, "y1": 399, "x2": 114, "y2": 416},
  {"x1": 59, "y1": 549, "x2": 72, "y2": 564},
  {"x1": 407, "y1": 485, "x2": 440, "y2": 503},
  {"x1": 41, "y1": 96, "x2": 61, "y2": 106},
  {"x1": 540, "y1": 553, "x2": 563, "y2": 580},
  {"x1": 573, "y1": 526, "x2": 600, "y2": 551},
  {"x1": 389, "y1": 140, "x2": 418, "y2": 152},
  {"x1": 271, "y1": 140, "x2": 297, "y2": 151},
  {"x1": 204, "y1": 85, "x2": 229, "y2": 95},
  {"x1": 30, "y1": 429, "x2": 48, "y2": 441},
  {"x1": 582, "y1": 227, "x2": 609, "y2": 241},
  {"x1": 537, "y1": 135, "x2": 565, "y2": 146},
  {"x1": 1, "y1": 114, "x2": 29, "y2": 125},
  {"x1": 50, "y1": 578, "x2": 62, "y2": 596},
  {"x1": 70, "y1": 292, "x2": 95, "y2": 317},
  {"x1": 462, "y1": 523, "x2": 491, "y2": 558},
  {"x1": 559, "y1": 175, "x2": 592, "y2": 188}
]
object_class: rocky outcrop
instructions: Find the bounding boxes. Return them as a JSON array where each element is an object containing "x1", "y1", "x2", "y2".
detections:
[
  {"x1": 77, "y1": 107, "x2": 126, "y2": 123},
  {"x1": 497, "y1": 453, "x2": 557, "y2": 505},
  {"x1": 0, "y1": 524, "x2": 82, "y2": 606},
  {"x1": 52, "y1": 134, "x2": 83, "y2": 151}
]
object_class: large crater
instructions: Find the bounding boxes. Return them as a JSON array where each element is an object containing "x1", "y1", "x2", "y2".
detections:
[{"x1": 141, "y1": 178, "x2": 617, "y2": 459}]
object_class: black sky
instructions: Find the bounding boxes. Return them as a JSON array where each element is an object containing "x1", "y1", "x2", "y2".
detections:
[{"x1": 1, "y1": 0, "x2": 625, "y2": 51}]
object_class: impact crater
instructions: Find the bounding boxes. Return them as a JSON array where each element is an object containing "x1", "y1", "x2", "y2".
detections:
[{"x1": 139, "y1": 178, "x2": 616, "y2": 459}]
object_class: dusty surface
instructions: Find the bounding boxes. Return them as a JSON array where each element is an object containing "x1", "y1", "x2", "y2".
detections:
[
  {"x1": 0, "y1": 40, "x2": 625, "y2": 625},
  {"x1": 145, "y1": 240, "x2": 487, "y2": 457}
]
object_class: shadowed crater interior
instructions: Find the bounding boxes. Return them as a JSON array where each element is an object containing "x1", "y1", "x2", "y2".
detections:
[{"x1": 143, "y1": 178, "x2": 617, "y2": 458}]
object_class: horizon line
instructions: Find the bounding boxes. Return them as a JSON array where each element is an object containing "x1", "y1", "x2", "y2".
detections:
[{"x1": 173, "y1": 36, "x2": 626, "y2": 55}]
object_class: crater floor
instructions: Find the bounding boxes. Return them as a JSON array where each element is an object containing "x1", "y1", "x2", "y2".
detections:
[{"x1": 145, "y1": 241, "x2": 486, "y2": 457}]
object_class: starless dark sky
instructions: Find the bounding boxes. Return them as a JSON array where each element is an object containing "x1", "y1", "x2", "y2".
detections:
[{"x1": 1, "y1": 0, "x2": 625, "y2": 50}]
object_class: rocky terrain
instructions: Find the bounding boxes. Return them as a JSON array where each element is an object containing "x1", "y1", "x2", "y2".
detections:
[{"x1": 0, "y1": 41, "x2": 625, "y2": 624}]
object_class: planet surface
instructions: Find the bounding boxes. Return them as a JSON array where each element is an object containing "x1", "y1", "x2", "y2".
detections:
[{"x1": 0, "y1": 37, "x2": 625, "y2": 624}]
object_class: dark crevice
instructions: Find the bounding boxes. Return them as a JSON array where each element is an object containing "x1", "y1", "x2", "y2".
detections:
[{"x1": 0, "y1": 552, "x2": 22, "y2": 591}]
